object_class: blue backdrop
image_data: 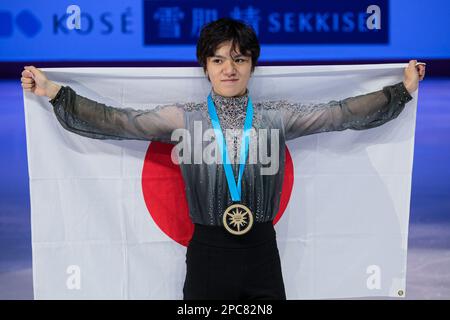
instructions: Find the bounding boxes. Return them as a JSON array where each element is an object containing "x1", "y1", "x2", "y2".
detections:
[{"x1": 1, "y1": 0, "x2": 449, "y2": 62}]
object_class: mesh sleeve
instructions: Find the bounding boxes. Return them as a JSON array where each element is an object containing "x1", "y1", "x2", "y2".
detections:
[
  {"x1": 281, "y1": 81, "x2": 413, "y2": 141},
  {"x1": 49, "y1": 85, "x2": 185, "y2": 143}
]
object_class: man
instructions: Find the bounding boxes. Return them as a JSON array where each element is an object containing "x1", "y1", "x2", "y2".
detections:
[{"x1": 20, "y1": 17, "x2": 425, "y2": 300}]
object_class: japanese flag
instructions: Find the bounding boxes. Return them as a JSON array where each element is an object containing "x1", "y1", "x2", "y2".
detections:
[{"x1": 23, "y1": 64, "x2": 418, "y2": 299}]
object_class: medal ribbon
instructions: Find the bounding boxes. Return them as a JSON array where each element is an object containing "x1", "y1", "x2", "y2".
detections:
[{"x1": 207, "y1": 92, "x2": 253, "y2": 201}]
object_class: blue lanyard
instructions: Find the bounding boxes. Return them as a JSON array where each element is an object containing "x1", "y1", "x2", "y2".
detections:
[{"x1": 207, "y1": 93, "x2": 254, "y2": 201}]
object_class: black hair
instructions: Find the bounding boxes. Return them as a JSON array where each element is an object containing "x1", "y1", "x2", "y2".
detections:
[{"x1": 196, "y1": 17, "x2": 260, "y2": 81}]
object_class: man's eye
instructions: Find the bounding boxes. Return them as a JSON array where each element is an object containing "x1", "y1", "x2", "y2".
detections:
[
  {"x1": 213, "y1": 59, "x2": 221, "y2": 63},
  {"x1": 235, "y1": 59, "x2": 245, "y2": 63}
]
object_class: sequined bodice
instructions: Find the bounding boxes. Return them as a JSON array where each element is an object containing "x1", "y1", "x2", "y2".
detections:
[{"x1": 211, "y1": 88, "x2": 249, "y2": 163}]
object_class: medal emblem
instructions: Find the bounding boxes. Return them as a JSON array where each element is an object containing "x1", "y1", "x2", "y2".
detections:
[{"x1": 223, "y1": 203, "x2": 254, "y2": 235}]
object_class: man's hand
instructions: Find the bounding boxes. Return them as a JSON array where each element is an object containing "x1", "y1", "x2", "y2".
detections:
[
  {"x1": 21, "y1": 65, "x2": 61, "y2": 99},
  {"x1": 403, "y1": 60, "x2": 426, "y2": 94}
]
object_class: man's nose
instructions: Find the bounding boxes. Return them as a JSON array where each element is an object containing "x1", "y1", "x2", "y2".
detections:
[{"x1": 222, "y1": 60, "x2": 236, "y2": 75}]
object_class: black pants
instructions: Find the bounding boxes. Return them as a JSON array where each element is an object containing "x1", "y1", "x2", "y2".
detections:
[{"x1": 183, "y1": 221, "x2": 286, "y2": 300}]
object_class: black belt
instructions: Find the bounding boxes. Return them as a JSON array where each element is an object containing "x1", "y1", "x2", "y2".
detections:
[{"x1": 190, "y1": 221, "x2": 276, "y2": 249}]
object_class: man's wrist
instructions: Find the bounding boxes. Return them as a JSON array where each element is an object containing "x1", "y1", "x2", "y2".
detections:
[
  {"x1": 403, "y1": 80, "x2": 416, "y2": 94},
  {"x1": 46, "y1": 82, "x2": 62, "y2": 100}
]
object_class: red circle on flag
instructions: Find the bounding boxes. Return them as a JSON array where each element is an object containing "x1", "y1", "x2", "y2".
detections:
[{"x1": 141, "y1": 142, "x2": 294, "y2": 246}]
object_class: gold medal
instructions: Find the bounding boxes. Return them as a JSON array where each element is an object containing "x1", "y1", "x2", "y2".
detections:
[
  {"x1": 223, "y1": 203, "x2": 254, "y2": 235},
  {"x1": 208, "y1": 93, "x2": 255, "y2": 236}
]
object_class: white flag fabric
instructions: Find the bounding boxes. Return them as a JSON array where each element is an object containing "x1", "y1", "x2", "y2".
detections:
[{"x1": 23, "y1": 64, "x2": 418, "y2": 299}]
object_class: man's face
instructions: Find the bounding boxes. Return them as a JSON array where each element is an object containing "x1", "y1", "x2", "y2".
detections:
[{"x1": 205, "y1": 40, "x2": 252, "y2": 97}]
